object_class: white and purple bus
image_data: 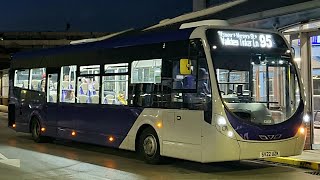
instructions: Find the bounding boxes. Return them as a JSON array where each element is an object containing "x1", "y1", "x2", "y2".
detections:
[{"x1": 8, "y1": 21, "x2": 306, "y2": 164}]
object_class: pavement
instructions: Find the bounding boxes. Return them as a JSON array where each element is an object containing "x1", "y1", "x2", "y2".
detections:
[
  {"x1": 0, "y1": 106, "x2": 319, "y2": 172},
  {"x1": 0, "y1": 105, "x2": 8, "y2": 113},
  {"x1": 265, "y1": 150, "x2": 320, "y2": 171}
]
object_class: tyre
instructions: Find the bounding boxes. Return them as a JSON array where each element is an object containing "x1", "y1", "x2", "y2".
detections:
[
  {"x1": 31, "y1": 118, "x2": 47, "y2": 143},
  {"x1": 139, "y1": 127, "x2": 162, "y2": 164}
]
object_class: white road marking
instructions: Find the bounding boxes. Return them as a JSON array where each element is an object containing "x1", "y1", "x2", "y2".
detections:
[{"x1": 0, "y1": 153, "x2": 20, "y2": 168}]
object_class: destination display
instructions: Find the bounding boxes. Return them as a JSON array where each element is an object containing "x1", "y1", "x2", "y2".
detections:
[{"x1": 217, "y1": 31, "x2": 275, "y2": 48}]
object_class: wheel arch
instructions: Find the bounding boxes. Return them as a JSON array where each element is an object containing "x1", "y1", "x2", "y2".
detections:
[{"x1": 28, "y1": 111, "x2": 42, "y2": 133}]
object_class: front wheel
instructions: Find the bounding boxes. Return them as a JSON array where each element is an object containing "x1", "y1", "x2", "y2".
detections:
[
  {"x1": 139, "y1": 127, "x2": 162, "y2": 164},
  {"x1": 31, "y1": 118, "x2": 47, "y2": 143}
]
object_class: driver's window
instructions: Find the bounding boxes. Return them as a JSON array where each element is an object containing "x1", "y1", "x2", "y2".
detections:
[
  {"x1": 197, "y1": 58, "x2": 211, "y2": 98},
  {"x1": 172, "y1": 59, "x2": 197, "y2": 90}
]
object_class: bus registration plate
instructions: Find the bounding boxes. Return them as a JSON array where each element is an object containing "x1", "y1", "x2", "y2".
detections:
[{"x1": 259, "y1": 151, "x2": 280, "y2": 158}]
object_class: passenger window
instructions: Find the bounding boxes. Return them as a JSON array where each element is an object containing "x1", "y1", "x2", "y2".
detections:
[
  {"x1": 131, "y1": 59, "x2": 162, "y2": 84},
  {"x1": 105, "y1": 63, "x2": 128, "y2": 73},
  {"x1": 102, "y1": 75, "x2": 128, "y2": 105},
  {"x1": 77, "y1": 76, "x2": 100, "y2": 104},
  {"x1": 101, "y1": 63, "x2": 129, "y2": 105},
  {"x1": 29, "y1": 68, "x2": 46, "y2": 92},
  {"x1": 80, "y1": 65, "x2": 100, "y2": 75},
  {"x1": 47, "y1": 74, "x2": 58, "y2": 103},
  {"x1": 60, "y1": 65, "x2": 76, "y2": 103},
  {"x1": 14, "y1": 69, "x2": 29, "y2": 89}
]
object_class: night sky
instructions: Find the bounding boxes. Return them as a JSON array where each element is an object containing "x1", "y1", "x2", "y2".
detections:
[{"x1": 0, "y1": 1, "x2": 192, "y2": 32}]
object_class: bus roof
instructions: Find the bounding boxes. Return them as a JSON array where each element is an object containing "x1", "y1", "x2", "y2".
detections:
[{"x1": 12, "y1": 27, "x2": 195, "y2": 61}]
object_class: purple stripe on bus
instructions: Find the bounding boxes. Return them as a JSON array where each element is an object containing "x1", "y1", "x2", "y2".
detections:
[
  {"x1": 49, "y1": 104, "x2": 143, "y2": 147},
  {"x1": 225, "y1": 101, "x2": 304, "y2": 141}
]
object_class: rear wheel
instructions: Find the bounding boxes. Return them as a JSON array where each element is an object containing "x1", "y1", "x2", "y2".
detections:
[
  {"x1": 139, "y1": 127, "x2": 162, "y2": 164},
  {"x1": 31, "y1": 118, "x2": 47, "y2": 143}
]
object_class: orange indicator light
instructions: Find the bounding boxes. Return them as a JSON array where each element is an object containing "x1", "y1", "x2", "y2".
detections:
[
  {"x1": 71, "y1": 131, "x2": 76, "y2": 136},
  {"x1": 299, "y1": 127, "x2": 305, "y2": 134},
  {"x1": 157, "y1": 122, "x2": 162, "y2": 128},
  {"x1": 12, "y1": 124, "x2": 16, "y2": 128},
  {"x1": 41, "y1": 128, "x2": 46, "y2": 132},
  {"x1": 109, "y1": 136, "x2": 114, "y2": 142}
]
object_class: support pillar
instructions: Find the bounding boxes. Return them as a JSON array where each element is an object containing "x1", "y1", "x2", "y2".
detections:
[{"x1": 300, "y1": 32, "x2": 313, "y2": 149}]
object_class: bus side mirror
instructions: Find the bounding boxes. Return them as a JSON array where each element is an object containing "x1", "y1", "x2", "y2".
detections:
[
  {"x1": 291, "y1": 47, "x2": 295, "y2": 58},
  {"x1": 180, "y1": 59, "x2": 191, "y2": 75}
]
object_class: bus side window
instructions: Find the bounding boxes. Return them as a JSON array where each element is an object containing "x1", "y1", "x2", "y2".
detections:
[
  {"x1": 30, "y1": 68, "x2": 46, "y2": 92},
  {"x1": 60, "y1": 65, "x2": 76, "y2": 103},
  {"x1": 47, "y1": 74, "x2": 58, "y2": 103},
  {"x1": 14, "y1": 69, "x2": 30, "y2": 89},
  {"x1": 77, "y1": 76, "x2": 100, "y2": 104},
  {"x1": 129, "y1": 59, "x2": 162, "y2": 107},
  {"x1": 102, "y1": 63, "x2": 129, "y2": 105}
]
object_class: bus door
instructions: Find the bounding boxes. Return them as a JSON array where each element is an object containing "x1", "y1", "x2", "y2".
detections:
[
  {"x1": 163, "y1": 110, "x2": 202, "y2": 161},
  {"x1": 44, "y1": 68, "x2": 59, "y2": 136}
]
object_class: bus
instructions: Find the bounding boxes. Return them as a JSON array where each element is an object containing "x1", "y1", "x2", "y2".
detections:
[{"x1": 8, "y1": 20, "x2": 306, "y2": 164}]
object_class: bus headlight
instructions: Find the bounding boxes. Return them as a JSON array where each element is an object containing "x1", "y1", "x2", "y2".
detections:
[
  {"x1": 217, "y1": 116, "x2": 227, "y2": 126},
  {"x1": 303, "y1": 114, "x2": 310, "y2": 123},
  {"x1": 227, "y1": 131, "x2": 234, "y2": 137}
]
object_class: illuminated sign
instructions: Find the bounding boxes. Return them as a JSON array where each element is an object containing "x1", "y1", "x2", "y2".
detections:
[
  {"x1": 298, "y1": 36, "x2": 320, "y2": 46},
  {"x1": 217, "y1": 31, "x2": 274, "y2": 48}
]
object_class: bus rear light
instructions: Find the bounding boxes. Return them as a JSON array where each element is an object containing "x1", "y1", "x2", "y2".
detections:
[
  {"x1": 108, "y1": 136, "x2": 114, "y2": 142},
  {"x1": 12, "y1": 124, "x2": 16, "y2": 128},
  {"x1": 41, "y1": 128, "x2": 46, "y2": 132},
  {"x1": 299, "y1": 127, "x2": 305, "y2": 134},
  {"x1": 71, "y1": 131, "x2": 76, "y2": 136}
]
